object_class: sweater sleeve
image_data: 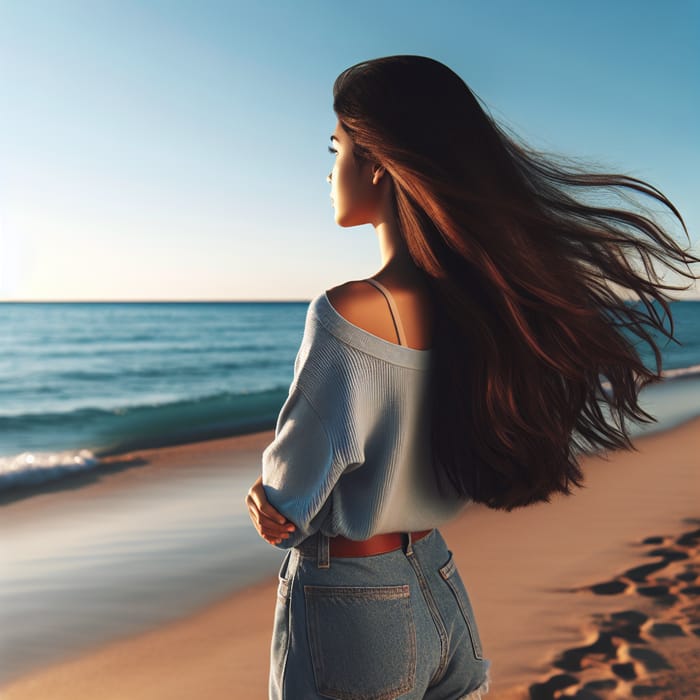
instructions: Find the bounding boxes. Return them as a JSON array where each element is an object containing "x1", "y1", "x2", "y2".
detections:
[
  {"x1": 260, "y1": 297, "x2": 366, "y2": 549},
  {"x1": 261, "y1": 382, "x2": 344, "y2": 549}
]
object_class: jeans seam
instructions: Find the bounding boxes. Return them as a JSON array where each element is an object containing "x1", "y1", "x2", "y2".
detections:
[
  {"x1": 304, "y1": 584, "x2": 410, "y2": 600},
  {"x1": 439, "y1": 553, "x2": 483, "y2": 662},
  {"x1": 444, "y1": 577, "x2": 484, "y2": 660},
  {"x1": 405, "y1": 551, "x2": 449, "y2": 686},
  {"x1": 278, "y1": 576, "x2": 292, "y2": 696}
]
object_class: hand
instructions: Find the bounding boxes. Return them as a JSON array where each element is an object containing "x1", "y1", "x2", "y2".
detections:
[{"x1": 245, "y1": 475, "x2": 296, "y2": 545}]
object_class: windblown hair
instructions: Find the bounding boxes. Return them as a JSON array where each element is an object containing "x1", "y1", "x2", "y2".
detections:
[{"x1": 333, "y1": 55, "x2": 700, "y2": 511}]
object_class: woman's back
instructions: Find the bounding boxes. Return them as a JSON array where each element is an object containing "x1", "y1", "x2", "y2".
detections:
[{"x1": 260, "y1": 278, "x2": 468, "y2": 546}]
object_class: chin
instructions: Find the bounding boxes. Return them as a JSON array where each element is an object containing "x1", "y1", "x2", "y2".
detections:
[{"x1": 335, "y1": 212, "x2": 361, "y2": 228}]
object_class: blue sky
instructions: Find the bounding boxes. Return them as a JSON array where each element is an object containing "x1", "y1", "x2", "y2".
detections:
[{"x1": 1, "y1": 0, "x2": 698, "y2": 301}]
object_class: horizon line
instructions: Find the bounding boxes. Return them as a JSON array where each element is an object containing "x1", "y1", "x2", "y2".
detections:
[{"x1": 2, "y1": 296, "x2": 699, "y2": 304}]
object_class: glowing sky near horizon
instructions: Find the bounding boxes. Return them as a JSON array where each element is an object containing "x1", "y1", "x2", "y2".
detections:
[{"x1": 1, "y1": 0, "x2": 698, "y2": 300}]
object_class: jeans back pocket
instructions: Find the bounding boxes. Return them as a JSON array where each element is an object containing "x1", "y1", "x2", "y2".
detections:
[
  {"x1": 304, "y1": 584, "x2": 416, "y2": 700},
  {"x1": 439, "y1": 551, "x2": 484, "y2": 660}
]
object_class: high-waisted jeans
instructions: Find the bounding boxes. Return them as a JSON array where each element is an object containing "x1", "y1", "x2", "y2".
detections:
[{"x1": 269, "y1": 528, "x2": 490, "y2": 700}]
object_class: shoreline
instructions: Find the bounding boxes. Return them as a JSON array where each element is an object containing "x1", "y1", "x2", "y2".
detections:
[
  {"x1": 2, "y1": 416, "x2": 699, "y2": 699},
  {"x1": 0, "y1": 428, "x2": 275, "y2": 511},
  {"x1": 3, "y1": 369, "x2": 700, "y2": 504}
]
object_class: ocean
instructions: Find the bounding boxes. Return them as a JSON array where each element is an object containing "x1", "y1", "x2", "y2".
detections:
[
  {"x1": 0, "y1": 300, "x2": 307, "y2": 489},
  {"x1": 2, "y1": 299, "x2": 700, "y2": 493}
]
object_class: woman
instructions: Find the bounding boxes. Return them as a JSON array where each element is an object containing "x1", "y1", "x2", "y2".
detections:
[{"x1": 246, "y1": 55, "x2": 699, "y2": 699}]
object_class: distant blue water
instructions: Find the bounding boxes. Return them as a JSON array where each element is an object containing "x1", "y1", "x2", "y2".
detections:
[
  {"x1": 0, "y1": 301, "x2": 306, "y2": 485},
  {"x1": 1, "y1": 299, "x2": 699, "y2": 492}
]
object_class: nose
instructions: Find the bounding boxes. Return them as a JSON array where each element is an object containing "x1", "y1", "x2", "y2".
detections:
[{"x1": 326, "y1": 172, "x2": 332, "y2": 184}]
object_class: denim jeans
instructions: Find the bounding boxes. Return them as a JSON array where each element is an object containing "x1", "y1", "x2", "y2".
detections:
[{"x1": 269, "y1": 528, "x2": 490, "y2": 700}]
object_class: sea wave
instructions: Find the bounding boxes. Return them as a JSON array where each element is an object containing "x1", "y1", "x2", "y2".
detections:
[
  {"x1": 0, "y1": 386, "x2": 290, "y2": 492},
  {"x1": 660, "y1": 363, "x2": 700, "y2": 380},
  {"x1": 0, "y1": 449, "x2": 100, "y2": 491}
]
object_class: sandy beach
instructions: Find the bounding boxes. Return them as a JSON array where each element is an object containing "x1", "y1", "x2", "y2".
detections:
[{"x1": 2, "y1": 415, "x2": 699, "y2": 700}]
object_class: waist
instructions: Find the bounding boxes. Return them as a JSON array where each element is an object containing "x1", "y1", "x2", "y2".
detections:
[{"x1": 328, "y1": 528, "x2": 434, "y2": 557}]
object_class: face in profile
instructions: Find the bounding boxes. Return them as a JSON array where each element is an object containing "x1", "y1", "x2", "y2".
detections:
[{"x1": 327, "y1": 120, "x2": 383, "y2": 227}]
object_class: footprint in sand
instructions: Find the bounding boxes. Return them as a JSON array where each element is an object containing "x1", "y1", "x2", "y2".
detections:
[
  {"x1": 648, "y1": 621, "x2": 686, "y2": 638},
  {"x1": 600, "y1": 609, "x2": 647, "y2": 643},
  {"x1": 636, "y1": 584, "x2": 671, "y2": 597},
  {"x1": 676, "y1": 526, "x2": 700, "y2": 547},
  {"x1": 589, "y1": 579, "x2": 628, "y2": 595},
  {"x1": 583, "y1": 678, "x2": 618, "y2": 691},
  {"x1": 637, "y1": 584, "x2": 678, "y2": 607},
  {"x1": 528, "y1": 672, "x2": 578, "y2": 699},
  {"x1": 530, "y1": 522, "x2": 699, "y2": 699},
  {"x1": 611, "y1": 661, "x2": 637, "y2": 680},
  {"x1": 552, "y1": 631, "x2": 618, "y2": 672},
  {"x1": 628, "y1": 646, "x2": 673, "y2": 671},
  {"x1": 646, "y1": 546, "x2": 689, "y2": 562},
  {"x1": 624, "y1": 560, "x2": 670, "y2": 582}
]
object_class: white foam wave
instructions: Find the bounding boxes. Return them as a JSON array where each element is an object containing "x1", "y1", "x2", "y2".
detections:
[
  {"x1": 661, "y1": 363, "x2": 700, "y2": 380},
  {"x1": 0, "y1": 449, "x2": 100, "y2": 491}
]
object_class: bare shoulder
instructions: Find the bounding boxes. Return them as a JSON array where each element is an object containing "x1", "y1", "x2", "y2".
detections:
[
  {"x1": 325, "y1": 280, "x2": 379, "y2": 330},
  {"x1": 325, "y1": 279, "x2": 434, "y2": 349}
]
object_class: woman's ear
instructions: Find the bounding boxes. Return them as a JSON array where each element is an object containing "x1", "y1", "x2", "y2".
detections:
[{"x1": 371, "y1": 164, "x2": 387, "y2": 186}]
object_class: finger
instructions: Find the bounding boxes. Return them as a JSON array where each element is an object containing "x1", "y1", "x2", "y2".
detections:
[
  {"x1": 257, "y1": 523, "x2": 289, "y2": 540},
  {"x1": 259, "y1": 513, "x2": 296, "y2": 538},
  {"x1": 246, "y1": 506, "x2": 266, "y2": 539},
  {"x1": 258, "y1": 510, "x2": 295, "y2": 530},
  {"x1": 246, "y1": 502, "x2": 279, "y2": 529},
  {"x1": 260, "y1": 527, "x2": 284, "y2": 545},
  {"x1": 248, "y1": 487, "x2": 290, "y2": 525},
  {"x1": 247, "y1": 505, "x2": 294, "y2": 539},
  {"x1": 261, "y1": 505, "x2": 292, "y2": 525}
]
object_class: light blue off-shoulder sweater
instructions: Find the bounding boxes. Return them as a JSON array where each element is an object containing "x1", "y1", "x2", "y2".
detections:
[{"x1": 261, "y1": 290, "x2": 470, "y2": 549}]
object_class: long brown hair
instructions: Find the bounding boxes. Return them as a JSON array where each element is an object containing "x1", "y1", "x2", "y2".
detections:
[{"x1": 333, "y1": 55, "x2": 700, "y2": 510}]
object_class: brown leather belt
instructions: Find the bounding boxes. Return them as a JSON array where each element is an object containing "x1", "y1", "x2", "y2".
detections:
[{"x1": 329, "y1": 529, "x2": 433, "y2": 557}]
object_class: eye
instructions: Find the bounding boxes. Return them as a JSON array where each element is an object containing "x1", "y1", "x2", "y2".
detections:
[{"x1": 327, "y1": 146, "x2": 337, "y2": 155}]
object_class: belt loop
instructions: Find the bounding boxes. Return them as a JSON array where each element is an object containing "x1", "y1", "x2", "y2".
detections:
[
  {"x1": 404, "y1": 531, "x2": 414, "y2": 557},
  {"x1": 317, "y1": 531, "x2": 330, "y2": 569}
]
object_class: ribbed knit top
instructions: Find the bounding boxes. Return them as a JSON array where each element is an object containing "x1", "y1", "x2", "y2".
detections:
[{"x1": 261, "y1": 290, "x2": 470, "y2": 549}]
